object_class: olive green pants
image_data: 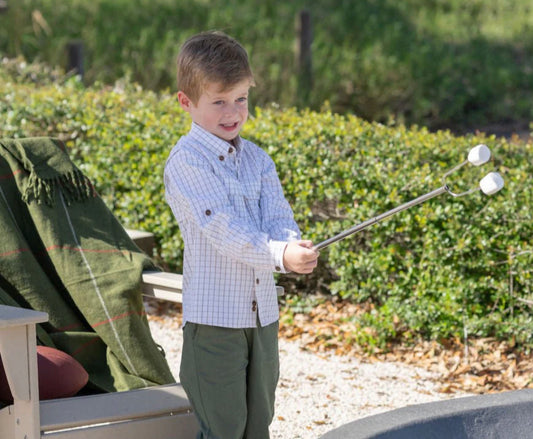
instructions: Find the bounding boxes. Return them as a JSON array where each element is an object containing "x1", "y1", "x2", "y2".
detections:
[{"x1": 180, "y1": 321, "x2": 280, "y2": 439}]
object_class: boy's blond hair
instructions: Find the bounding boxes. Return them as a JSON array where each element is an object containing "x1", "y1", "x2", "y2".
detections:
[{"x1": 176, "y1": 31, "x2": 255, "y2": 104}]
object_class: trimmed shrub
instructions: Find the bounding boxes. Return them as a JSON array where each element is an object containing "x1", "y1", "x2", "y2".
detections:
[{"x1": 1, "y1": 59, "x2": 532, "y2": 347}]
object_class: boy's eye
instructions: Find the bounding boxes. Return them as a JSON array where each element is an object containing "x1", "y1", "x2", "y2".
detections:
[
  {"x1": 237, "y1": 97, "x2": 248, "y2": 103},
  {"x1": 213, "y1": 100, "x2": 224, "y2": 105}
]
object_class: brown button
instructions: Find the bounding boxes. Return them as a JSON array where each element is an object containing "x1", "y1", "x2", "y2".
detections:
[
  {"x1": 252, "y1": 300, "x2": 257, "y2": 312},
  {"x1": 205, "y1": 209, "x2": 211, "y2": 216},
  {"x1": 219, "y1": 155, "x2": 225, "y2": 161},
  {"x1": 275, "y1": 266, "x2": 281, "y2": 271},
  {"x1": 228, "y1": 147, "x2": 234, "y2": 153},
  {"x1": 256, "y1": 278, "x2": 260, "y2": 284}
]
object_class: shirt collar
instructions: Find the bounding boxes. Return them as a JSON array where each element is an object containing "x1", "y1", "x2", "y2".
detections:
[{"x1": 189, "y1": 122, "x2": 242, "y2": 159}]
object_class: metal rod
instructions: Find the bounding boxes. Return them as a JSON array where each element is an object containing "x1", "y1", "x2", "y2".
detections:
[
  {"x1": 314, "y1": 185, "x2": 449, "y2": 251},
  {"x1": 441, "y1": 159, "x2": 467, "y2": 184}
]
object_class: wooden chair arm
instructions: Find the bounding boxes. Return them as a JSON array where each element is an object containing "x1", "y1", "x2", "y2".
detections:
[
  {"x1": 0, "y1": 306, "x2": 48, "y2": 400},
  {"x1": 0, "y1": 305, "x2": 48, "y2": 439}
]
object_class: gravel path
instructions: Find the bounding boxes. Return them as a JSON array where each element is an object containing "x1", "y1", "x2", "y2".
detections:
[{"x1": 147, "y1": 307, "x2": 472, "y2": 438}]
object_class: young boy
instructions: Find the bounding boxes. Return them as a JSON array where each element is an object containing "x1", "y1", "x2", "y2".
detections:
[{"x1": 164, "y1": 31, "x2": 319, "y2": 439}]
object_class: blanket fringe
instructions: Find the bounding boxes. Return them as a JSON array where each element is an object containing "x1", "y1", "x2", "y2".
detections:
[{"x1": 23, "y1": 169, "x2": 96, "y2": 206}]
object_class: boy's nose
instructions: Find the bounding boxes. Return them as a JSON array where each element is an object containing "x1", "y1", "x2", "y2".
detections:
[{"x1": 224, "y1": 104, "x2": 238, "y2": 116}]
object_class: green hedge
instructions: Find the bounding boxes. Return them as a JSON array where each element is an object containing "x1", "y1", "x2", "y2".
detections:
[
  {"x1": 1, "y1": 60, "x2": 532, "y2": 348},
  {"x1": 2, "y1": 0, "x2": 533, "y2": 130}
]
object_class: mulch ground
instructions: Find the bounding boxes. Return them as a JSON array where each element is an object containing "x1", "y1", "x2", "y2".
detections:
[
  {"x1": 147, "y1": 296, "x2": 533, "y2": 395},
  {"x1": 278, "y1": 299, "x2": 533, "y2": 395}
]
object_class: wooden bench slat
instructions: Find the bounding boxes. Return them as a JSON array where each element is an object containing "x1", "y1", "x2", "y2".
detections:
[
  {"x1": 40, "y1": 384, "x2": 191, "y2": 431},
  {"x1": 141, "y1": 271, "x2": 183, "y2": 303}
]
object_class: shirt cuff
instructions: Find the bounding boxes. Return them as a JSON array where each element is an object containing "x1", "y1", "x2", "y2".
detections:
[{"x1": 269, "y1": 240, "x2": 288, "y2": 274}]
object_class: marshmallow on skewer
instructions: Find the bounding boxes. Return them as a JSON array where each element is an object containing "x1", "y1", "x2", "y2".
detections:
[
  {"x1": 480, "y1": 172, "x2": 504, "y2": 195},
  {"x1": 468, "y1": 144, "x2": 491, "y2": 166}
]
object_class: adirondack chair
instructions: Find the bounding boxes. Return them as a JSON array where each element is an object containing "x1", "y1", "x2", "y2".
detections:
[
  {"x1": 0, "y1": 135, "x2": 198, "y2": 438},
  {"x1": 0, "y1": 270, "x2": 198, "y2": 439}
]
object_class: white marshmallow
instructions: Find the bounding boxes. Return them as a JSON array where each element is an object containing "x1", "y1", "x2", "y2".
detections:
[
  {"x1": 468, "y1": 144, "x2": 491, "y2": 166},
  {"x1": 480, "y1": 172, "x2": 504, "y2": 195}
]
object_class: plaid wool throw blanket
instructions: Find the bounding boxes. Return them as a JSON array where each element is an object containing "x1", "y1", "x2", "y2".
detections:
[{"x1": 0, "y1": 137, "x2": 174, "y2": 393}]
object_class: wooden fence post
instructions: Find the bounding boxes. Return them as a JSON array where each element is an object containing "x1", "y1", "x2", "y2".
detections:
[
  {"x1": 296, "y1": 9, "x2": 313, "y2": 107},
  {"x1": 66, "y1": 40, "x2": 85, "y2": 80}
]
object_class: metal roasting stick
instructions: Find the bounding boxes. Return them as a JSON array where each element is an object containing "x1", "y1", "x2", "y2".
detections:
[
  {"x1": 314, "y1": 185, "x2": 449, "y2": 251},
  {"x1": 313, "y1": 144, "x2": 504, "y2": 251}
]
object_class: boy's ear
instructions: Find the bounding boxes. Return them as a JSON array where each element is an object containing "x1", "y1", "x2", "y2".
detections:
[{"x1": 177, "y1": 91, "x2": 193, "y2": 112}]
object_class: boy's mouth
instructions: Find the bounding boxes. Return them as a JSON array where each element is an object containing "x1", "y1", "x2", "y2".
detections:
[{"x1": 220, "y1": 122, "x2": 239, "y2": 130}]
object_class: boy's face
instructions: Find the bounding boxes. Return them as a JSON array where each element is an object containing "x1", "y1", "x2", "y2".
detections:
[{"x1": 178, "y1": 79, "x2": 251, "y2": 142}]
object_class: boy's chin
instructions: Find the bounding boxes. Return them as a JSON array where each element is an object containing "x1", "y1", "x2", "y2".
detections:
[{"x1": 216, "y1": 130, "x2": 240, "y2": 142}]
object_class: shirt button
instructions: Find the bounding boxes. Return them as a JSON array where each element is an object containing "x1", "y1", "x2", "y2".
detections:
[
  {"x1": 252, "y1": 300, "x2": 257, "y2": 312},
  {"x1": 275, "y1": 266, "x2": 281, "y2": 271},
  {"x1": 205, "y1": 209, "x2": 211, "y2": 216},
  {"x1": 256, "y1": 278, "x2": 260, "y2": 284},
  {"x1": 228, "y1": 147, "x2": 234, "y2": 154},
  {"x1": 219, "y1": 155, "x2": 225, "y2": 161}
]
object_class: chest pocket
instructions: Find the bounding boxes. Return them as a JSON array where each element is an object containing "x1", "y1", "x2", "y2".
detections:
[{"x1": 222, "y1": 174, "x2": 261, "y2": 224}]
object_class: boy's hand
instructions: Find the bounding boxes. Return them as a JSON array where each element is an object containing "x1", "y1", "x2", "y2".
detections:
[{"x1": 283, "y1": 240, "x2": 319, "y2": 274}]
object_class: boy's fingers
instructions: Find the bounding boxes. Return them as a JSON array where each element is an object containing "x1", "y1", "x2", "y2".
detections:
[
  {"x1": 297, "y1": 240, "x2": 315, "y2": 249},
  {"x1": 301, "y1": 256, "x2": 318, "y2": 273},
  {"x1": 299, "y1": 241, "x2": 320, "y2": 258}
]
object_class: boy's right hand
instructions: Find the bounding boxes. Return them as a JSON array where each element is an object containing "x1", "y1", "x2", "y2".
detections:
[{"x1": 283, "y1": 240, "x2": 319, "y2": 274}]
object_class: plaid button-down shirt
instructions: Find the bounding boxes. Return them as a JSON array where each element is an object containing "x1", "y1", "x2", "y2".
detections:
[{"x1": 164, "y1": 123, "x2": 300, "y2": 328}]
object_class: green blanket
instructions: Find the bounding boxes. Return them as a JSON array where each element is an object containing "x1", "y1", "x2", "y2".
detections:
[{"x1": 0, "y1": 137, "x2": 174, "y2": 393}]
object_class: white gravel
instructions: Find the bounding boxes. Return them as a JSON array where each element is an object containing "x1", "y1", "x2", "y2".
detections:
[{"x1": 146, "y1": 307, "x2": 471, "y2": 439}]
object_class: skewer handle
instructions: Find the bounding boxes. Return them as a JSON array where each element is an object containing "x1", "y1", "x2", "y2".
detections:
[{"x1": 314, "y1": 185, "x2": 449, "y2": 251}]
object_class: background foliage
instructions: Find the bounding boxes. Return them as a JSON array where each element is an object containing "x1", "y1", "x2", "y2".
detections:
[
  {"x1": 2, "y1": 0, "x2": 533, "y2": 131},
  {"x1": 1, "y1": 59, "x2": 531, "y2": 349}
]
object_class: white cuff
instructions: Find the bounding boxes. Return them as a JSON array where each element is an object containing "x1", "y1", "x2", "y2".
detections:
[{"x1": 269, "y1": 240, "x2": 289, "y2": 274}]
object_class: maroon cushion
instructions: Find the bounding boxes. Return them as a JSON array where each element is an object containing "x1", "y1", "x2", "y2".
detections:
[{"x1": 0, "y1": 345, "x2": 89, "y2": 402}]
